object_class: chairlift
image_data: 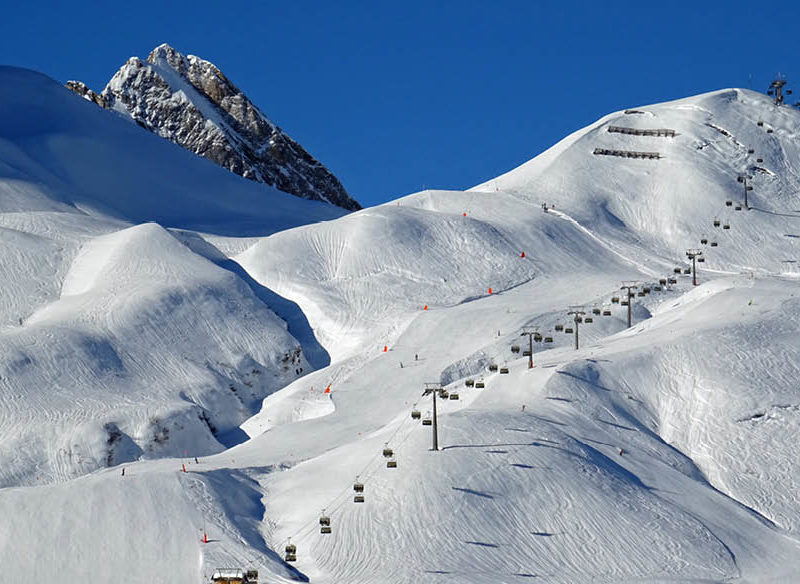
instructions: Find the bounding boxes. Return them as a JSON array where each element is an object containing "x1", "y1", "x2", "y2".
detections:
[
  {"x1": 488, "y1": 364, "x2": 498, "y2": 372},
  {"x1": 758, "y1": 121, "x2": 764, "y2": 126},
  {"x1": 621, "y1": 300, "x2": 629, "y2": 306},
  {"x1": 354, "y1": 495, "x2": 365, "y2": 503},
  {"x1": 465, "y1": 379, "x2": 475, "y2": 387},
  {"x1": 285, "y1": 542, "x2": 297, "y2": 562},
  {"x1": 701, "y1": 238, "x2": 708, "y2": 244},
  {"x1": 710, "y1": 241, "x2": 718, "y2": 247},
  {"x1": 320, "y1": 515, "x2": 331, "y2": 534},
  {"x1": 522, "y1": 349, "x2": 532, "y2": 356},
  {"x1": 735, "y1": 205, "x2": 742, "y2": 211},
  {"x1": 683, "y1": 268, "x2": 691, "y2": 274},
  {"x1": 602, "y1": 309, "x2": 612, "y2": 316},
  {"x1": 611, "y1": 296, "x2": 620, "y2": 303},
  {"x1": 422, "y1": 417, "x2": 432, "y2": 426},
  {"x1": 767, "y1": 128, "x2": 774, "y2": 133},
  {"x1": 383, "y1": 447, "x2": 393, "y2": 458},
  {"x1": 533, "y1": 333, "x2": 543, "y2": 342},
  {"x1": 592, "y1": 307, "x2": 601, "y2": 315},
  {"x1": 449, "y1": 392, "x2": 460, "y2": 400},
  {"x1": 637, "y1": 291, "x2": 646, "y2": 297},
  {"x1": 554, "y1": 324, "x2": 564, "y2": 331},
  {"x1": 653, "y1": 285, "x2": 662, "y2": 291},
  {"x1": 673, "y1": 267, "x2": 682, "y2": 274},
  {"x1": 575, "y1": 316, "x2": 583, "y2": 323},
  {"x1": 544, "y1": 336, "x2": 554, "y2": 343},
  {"x1": 411, "y1": 409, "x2": 421, "y2": 420},
  {"x1": 499, "y1": 367, "x2": 509, "y2": 374},
  {"x1": 642, "y1": 287, "x2": 651, "y2": 293},
  {"x1": 668, "y1": 277, "x2": 677, "y2": 284},
  {"x1": 757, "y1": 158, "x2": 764, "y2": 163},
  {"x1": 387, "y1": 458, "x2": 398, "y2": 468},
  {"x1": 511, "y1": 345, "x2": 520, "y2": 354},
  {"x1": 584, "y1": 316, "x2": 593, "y2": 323},
  {"x1": 748, "y1": 148, "x2": 755, "y2": 153},
  {"x1": 475, "y1": 381, "x2": 485, "y2": 389},
  {"x1": 713, "y1": 219, "x2": 720, "y2": 227},
  {"x1": 723, "y1": 223, "x2": 730, "y2": 229},
  {"x1": 354, "y1": 481, "x2": 364, "y2": 493},
  {"x1": 725, "y1": 200, "x2": 733, "y2": 207},
  {"x1": 564, "y1": 327, "x2": 574, "y2": 334},
  {"x1": 659, "y1": 278, "x2": 667, "y2": 285},
  {"x1": 439, "y1": 390, "x2": 449, "y2": 399},
  {"x1": 698, "y1": 257, "x2": 705, "y2": 263}
]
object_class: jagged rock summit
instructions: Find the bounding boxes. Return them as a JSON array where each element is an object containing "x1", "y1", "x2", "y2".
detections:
[{"x1": 67, "y1": 44, "x2": 360, "y2": 211}]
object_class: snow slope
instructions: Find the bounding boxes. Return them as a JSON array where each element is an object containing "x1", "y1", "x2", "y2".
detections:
[{"x1": 3, "y1": 76, "x2": 800, "y2": 583}]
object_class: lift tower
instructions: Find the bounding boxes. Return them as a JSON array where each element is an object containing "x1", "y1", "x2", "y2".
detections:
[
  {"x1": 567, "y1": 307, "x2": 587, "y2": 350},
  {"x1": 686, "y1": 249, "x2": 703, "y2": 286},
  {"x1": 422, "y1": 382, "x2": 445, "y2": 451},
  {"x1": 768, "y1": 77, "x2": 792, "y2": 105},
  {"x1": 737, "y1": 174, "x2": 754, "y2": 209},
  {"x1": 520, "y1": 327, "x2": 541, "y2": 368},
  {"x1": 620, "y1": 283, "x2": 638, "y2": 328}
]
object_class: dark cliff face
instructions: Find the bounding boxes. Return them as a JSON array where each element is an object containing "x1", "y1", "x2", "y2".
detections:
[{"x1": 66, "y1": 44, "x2": 360, "y2": 211}]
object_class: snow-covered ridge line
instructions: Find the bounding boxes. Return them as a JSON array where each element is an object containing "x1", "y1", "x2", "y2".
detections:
[{"x1": 67, "y1": 43, "x2": 360, "y2": 211}]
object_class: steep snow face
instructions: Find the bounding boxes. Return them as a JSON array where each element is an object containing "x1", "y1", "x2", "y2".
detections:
[
  {"x1": 95, "y1": 44, "x2": 360, "y2": 211},
  {"x1": 0, "y1": 222, "x2": 309, "y2": 487},
  {"x1": 0, "y1": 67, "x2": 342, "y2": 487},
  {"x1": 471, "y1": 89, "x2": 800, "y2": 275}
]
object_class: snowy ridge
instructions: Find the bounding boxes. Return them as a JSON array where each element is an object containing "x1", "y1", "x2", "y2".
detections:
[
  {"x1": 90, "y1": 44, "x2": 361, "y2": 211},
  {"x1": 4, "y1": 71, "x2": 800, "y2": 582}
]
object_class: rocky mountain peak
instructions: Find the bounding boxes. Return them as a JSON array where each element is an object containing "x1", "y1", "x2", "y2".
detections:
[{"x1": 66, "y1": 44, "x2": 359, "y2": 211}]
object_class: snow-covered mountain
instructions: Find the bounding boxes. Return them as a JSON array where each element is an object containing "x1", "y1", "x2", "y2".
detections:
[
  {"x1": 67, "y1": 44, "x2": 360, "y2": 211},
  {"x1": 4, "y1": 67, "x2": 800, "y2": 583}
]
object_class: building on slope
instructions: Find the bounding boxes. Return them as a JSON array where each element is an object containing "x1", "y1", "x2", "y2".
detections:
[{"x1": 66, "y1": 43, "x2": 360, "y2": 212}]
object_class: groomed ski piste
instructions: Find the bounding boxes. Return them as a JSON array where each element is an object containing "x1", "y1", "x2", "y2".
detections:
[{"x1": 2, "y1": 65, "x2": 800, "y2": 582}]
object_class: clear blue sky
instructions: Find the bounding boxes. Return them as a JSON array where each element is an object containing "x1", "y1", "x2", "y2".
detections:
[{"x1": 1, "y1": 1, "x2": 797, "y2": 207}]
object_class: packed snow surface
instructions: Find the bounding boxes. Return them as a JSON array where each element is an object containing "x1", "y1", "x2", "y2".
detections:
[{"x1": 2, "y1": 69, "x2": 800, "y2": 583}]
